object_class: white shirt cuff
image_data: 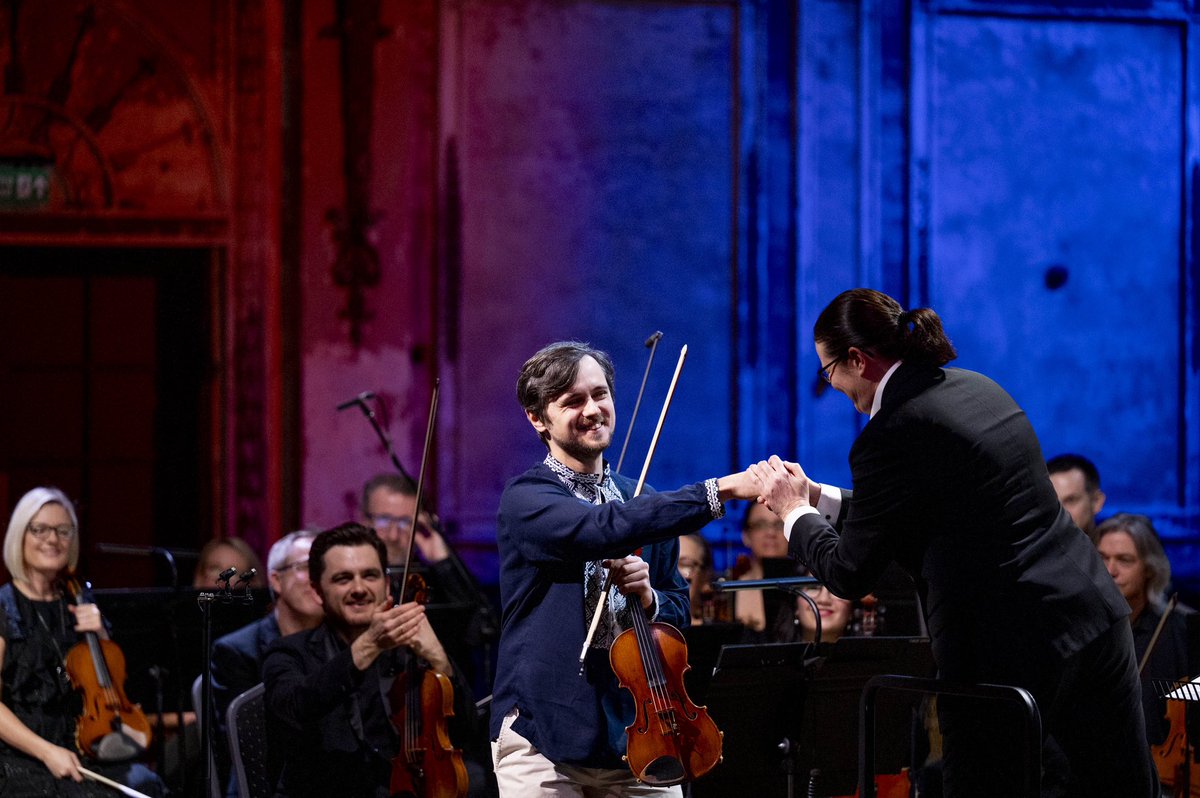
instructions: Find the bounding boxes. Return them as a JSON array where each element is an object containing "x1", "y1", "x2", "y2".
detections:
[
  {"x1": 782, "y1": 483, "x2": 842, "y2": 541},
  {"x1": 783, "y1": 506, "x2": 818, "y2": 541},
  {"x1": 815, "y1": 483, "x2": 842, "y2": 523}
]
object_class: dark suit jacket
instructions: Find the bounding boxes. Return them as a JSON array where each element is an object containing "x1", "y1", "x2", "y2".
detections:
[
  {"x1": 212, "y1": 614, "x2": 280, "y2": 731},
  {"x1": 788, "y1": 364, "x2": 1127, "y2": 684},
  {"x1": 489, "y1": 462, "x2": 703, "y2": 767},
  {"x1": 263, "y1": 622, "x2": 474, "y2": 798}
]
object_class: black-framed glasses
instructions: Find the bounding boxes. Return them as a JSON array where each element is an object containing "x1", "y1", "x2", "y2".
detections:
[
  {"x1": 367, "y1": 514, "x2": 413, "y2": 532},
  {"x1": 819, "y1": 356, "x2": 844, "y2": 383},
  {"x1": 26, "y1": 523, "x2": 75, "y2": 541}
]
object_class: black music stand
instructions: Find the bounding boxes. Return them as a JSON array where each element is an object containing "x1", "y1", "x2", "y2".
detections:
[
  {"x1": 797, "y1": 637, "x2": 935, "y2": 796},
  {"x1": 694, "y1": 642, "x2": 815, "y2": 798},
  {"x1": 681, "y1": 622, "x2": 744, "y2": 705}
]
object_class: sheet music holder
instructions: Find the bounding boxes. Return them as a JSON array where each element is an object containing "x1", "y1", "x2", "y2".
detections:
[
  {"x1": 796, "y1": 636, "x2": 935, "y2": 796},
  {"x1": 694, "y1": 642, "x2": 815, "y2": 798},
  {"x1": 681, "y1": 622, "x2": 744, "y2": 705},
  {"x1": 695, "y1": 637, "x2": 935, "y2": 798}
]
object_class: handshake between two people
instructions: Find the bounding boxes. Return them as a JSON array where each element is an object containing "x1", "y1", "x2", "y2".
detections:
[{"x1": 716, "y1": 455, "x2": 822, "y2": 520}]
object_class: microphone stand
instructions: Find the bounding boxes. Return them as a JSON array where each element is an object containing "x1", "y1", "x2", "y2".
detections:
[
  {"x1": 94, "y1": 543, "x2": 199, "y2": 589},
  {"x1": 348, "y1": 387, "x2": 500, "y2": 684},
  {"x1": 198, "y1": 568, "x2": 256, "y2": 798},
  {"x1": 343, "y1": 393, "x2": 414, "y2": 482}
]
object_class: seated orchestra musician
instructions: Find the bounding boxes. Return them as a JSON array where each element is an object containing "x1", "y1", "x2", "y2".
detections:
[
  {"x1": 193, "y1": 536, "x2": 266, "y2": 590},
  {"x1": 731, "y1": 502, "x2": 803, "y2": 641},
  {"x1": 209, "y1": 530, "x2": 323, "y2": 795},
  {"x1": 676, "y1": 533, "x2": 726, "y2": 626},
  {"x1": 263, "y1": 523, "x2": 477, "y2": 798},
  {"x1": 1094, "y1": 514, "x2": 1193, "y2": 747},
  {"x1": 0, "y1": 487, "x2": 164, "y2": 797},
  {"x1": 788, "y1": 583, "x2": 858, "y2": 644},
  {"x1": 360, "y1": 473, "x2": 494, "y2": 616}
]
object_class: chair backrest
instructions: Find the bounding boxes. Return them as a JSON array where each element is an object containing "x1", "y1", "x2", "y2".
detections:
[{"x1": 226, "y1": 682, "x2": 269, "y2": 798}]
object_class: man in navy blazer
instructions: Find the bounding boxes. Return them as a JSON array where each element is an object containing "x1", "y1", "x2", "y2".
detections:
[
  {"x1": 490, "y1": 341, "x2": 757, "y2": 796},
  {"x1": 750, "y1": 289, "x2": 1156, "y2": 798}
]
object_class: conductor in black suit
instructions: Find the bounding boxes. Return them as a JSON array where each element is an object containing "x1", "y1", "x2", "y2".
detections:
[{"x1": 749, "y1": 288, "x2": 1156, "y2": 798}]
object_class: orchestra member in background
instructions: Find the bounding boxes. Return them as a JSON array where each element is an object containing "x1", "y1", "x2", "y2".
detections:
[
  {"x1": 788, "y1": 584, "x2": 856, "y2": 644},
  {"x1": 490, "y1": 341, "x2": 757, "y2": 797},
  {"x1": 0, "y1": 487, "x2": 165, "y2": 796},
  {"x1": 193, "y1": 536, "x2": 266, "y2": 589},
  {"x1": 676, "y1": 533, "x2": 714, "y2": 625},
  {"x1": 732, "y1": 502, "x2": 801, "y2": 640},
  {"x1": 1047, "y1": 453, "x2": 1107, "y2": 542},
  {"x1": 263, "y1": 523, "x2": 475, "y2": 798},
  {"x1": 1094, "y1": 513, "x2": 1190, "y2": 747},
  {"x1": 359, "y1": 474, "x2": 498, "y2": 643},
  {"x1": 210, "y1": 530, "x2": 323, "y2": 795},
  {"x1": 749, "y1": 288, "x2": 1155, "y2": 798}
]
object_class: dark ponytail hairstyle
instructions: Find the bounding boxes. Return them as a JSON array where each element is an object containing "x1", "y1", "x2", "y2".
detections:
[{"x1": 814, "y1": 288, "x2": 957, "y2": 367}]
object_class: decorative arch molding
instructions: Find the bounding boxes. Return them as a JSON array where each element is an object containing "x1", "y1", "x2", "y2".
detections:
[
  {"x1": 0, "y1": 0, "x2": 230, "y2": 233},
  {"x1": 0, "y1": 0, "x2": 286, "y2": 553}
]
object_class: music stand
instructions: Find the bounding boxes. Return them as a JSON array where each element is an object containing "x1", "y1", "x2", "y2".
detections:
[
  {"x1": 681, "y1": 622, "x2": 744, "y2": 705},
  {"x1": 694, "y1": 642, "x2": 815, "y2": 798},
  {"x1": 795, "y1": 637, "x2": 935, "y2": 796}
]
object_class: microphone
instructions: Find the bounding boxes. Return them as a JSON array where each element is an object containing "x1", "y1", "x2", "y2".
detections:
[
  {"x1": 216, "y1": 566, "x2": 238, "y2": 583},
  {"x1": 644, "y1": 331, "x2": 663, "y2": 348},
  {"x1": 235, "y1": 568, "x2": 257, "y2": 584},
  {"x1": 336, "y1": 391, "x2": 376, "y2": 411}
]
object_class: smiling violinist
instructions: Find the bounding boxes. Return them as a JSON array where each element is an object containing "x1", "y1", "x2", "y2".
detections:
[
  {"x1": 0, "y1": 487, "x2": 165, "y2": 797},
  {"x1": 262, "y1": 523, "x2": 476, "y2": 798},
  {"x1": 489, "y1": 341, "x2": 758, "y2": 797}
]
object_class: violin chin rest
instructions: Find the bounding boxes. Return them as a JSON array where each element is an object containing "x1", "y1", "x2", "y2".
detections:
[
  {"x1": 638, "y1": 755, "x2": 686, "y2": 786},
  {"x1": 92, "y1": 732, "x2": 143, "y2": 762}
]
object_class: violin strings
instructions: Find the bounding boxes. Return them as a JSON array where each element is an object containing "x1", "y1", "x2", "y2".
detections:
[{"x1": 632, "y1": 604, "x2": 673, "y2": 736}]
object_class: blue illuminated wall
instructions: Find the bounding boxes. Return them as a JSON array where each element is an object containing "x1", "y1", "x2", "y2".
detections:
[{"x1": 372, "y1": 0, "x2": 1200, "y2": 589}]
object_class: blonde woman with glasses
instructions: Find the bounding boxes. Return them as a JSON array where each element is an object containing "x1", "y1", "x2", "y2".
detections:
[{"x1": 0, "y1": 487, "x2": 164, "y2": 796}]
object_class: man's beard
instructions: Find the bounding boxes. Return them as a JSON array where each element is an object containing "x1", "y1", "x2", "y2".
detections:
[{"x1": 554, "y1": 427, "x2": 612, "y2": 464}]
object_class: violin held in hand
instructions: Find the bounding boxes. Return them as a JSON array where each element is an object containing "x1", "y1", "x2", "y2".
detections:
[
  {"x1": 388, "y1": 573, "x2": 468, "y2": 798},
  {"x1": 60, "y1": 571, "x2": 151, "y2": 762}
]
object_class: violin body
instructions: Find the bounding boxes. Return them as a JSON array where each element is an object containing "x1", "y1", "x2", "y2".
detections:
[
  {"x1": 62, "y1": 611, "x2": 152, "y2": 761},
  {"x1": 388, "y1": 572, "x2": 468, "y2": 798},
  {"x1": 1153, "y1": 699, "x2": 1199, "y2": 797},
  {"x1": 388, "y1": 668, "x2": 468, "y2": 798},
  {"x1": 609, "y1": 610, "x2": 722, "y2": 785}
]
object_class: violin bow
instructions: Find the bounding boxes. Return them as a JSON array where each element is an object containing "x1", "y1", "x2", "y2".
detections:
[
  {"x1": 614, "y1": 331, "x2": 663, "y2": 475},
  {"x1": 1139, "y1": 592, "x2": 1178, "y2": 676},
  {"x1": 577, "y1": 345, "x2": 688, "y2": 672},
  {"x1": 398, "y1": 378, "x2": 440, "y2": 595},
  {"x1": 79, "y1": 767, "x2": 154, "y2": 798}
]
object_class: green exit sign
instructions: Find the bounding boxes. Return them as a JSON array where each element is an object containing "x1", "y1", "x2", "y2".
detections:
[{"x1": 0, "y1": 162, "x2": 53, "y2": 209}]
